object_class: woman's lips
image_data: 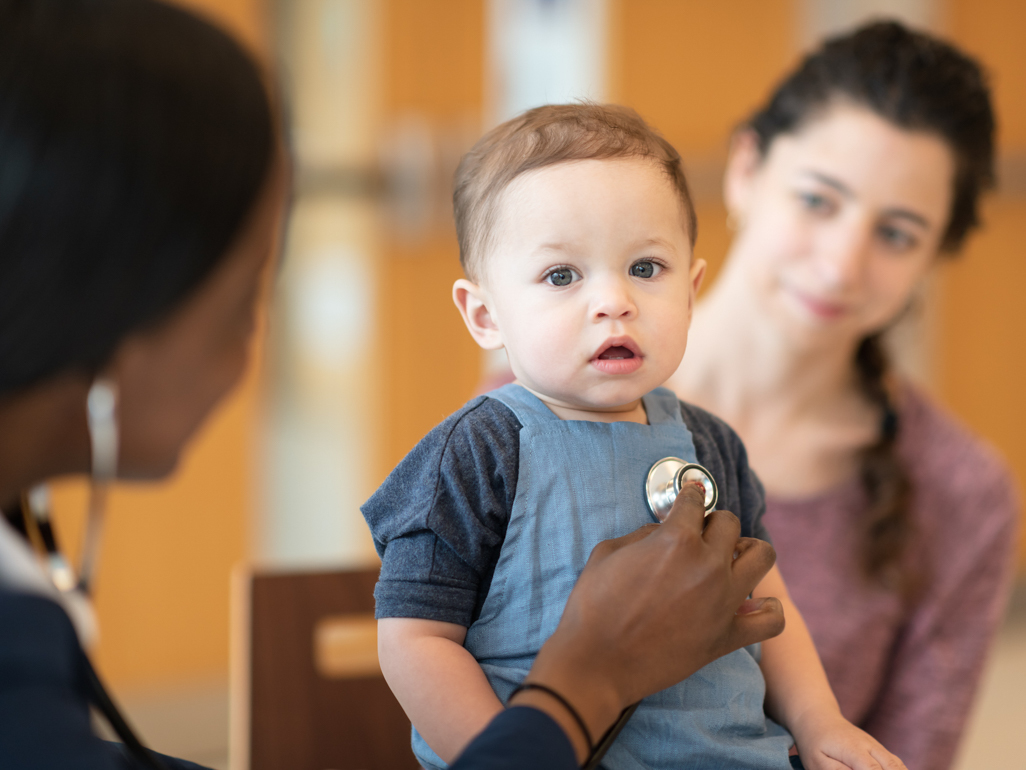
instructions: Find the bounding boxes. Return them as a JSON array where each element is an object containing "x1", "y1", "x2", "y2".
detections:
[{"x1": 790, "y1": 288, "x2": 848, "y2": 320}]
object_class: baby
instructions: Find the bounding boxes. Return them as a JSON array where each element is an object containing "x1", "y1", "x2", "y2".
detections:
[{"x1": 362, "y1": 104, "x2": 902, "y2": 770}]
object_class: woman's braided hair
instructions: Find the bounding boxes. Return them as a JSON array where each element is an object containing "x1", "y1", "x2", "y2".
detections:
[{"x1": 745, "y1": 21, "x2": 995, "y2": 595}]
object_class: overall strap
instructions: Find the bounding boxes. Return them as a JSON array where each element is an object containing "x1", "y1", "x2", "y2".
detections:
[
  {"x1": 487, "y1": 383, "x2": 561, "y2": 426},
  {"x1": 489, "y1": 383, "x2": 689, "y2": 429},
  {"x1": 640, "y1": 387, "x2": 686, "y2": 427}
]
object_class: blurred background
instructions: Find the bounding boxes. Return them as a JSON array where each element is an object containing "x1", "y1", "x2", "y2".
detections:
[{"x1": 44, "y1": 0, "x2": 1026, "y2": 767}]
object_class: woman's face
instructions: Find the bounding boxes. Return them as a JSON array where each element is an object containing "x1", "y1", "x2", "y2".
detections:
[
  {"x1": 724, "y1": 101, "x2": 955, "y2": 349},
  {"x1": 109, "y1": 159, "x2": 288, "y2": 479}
]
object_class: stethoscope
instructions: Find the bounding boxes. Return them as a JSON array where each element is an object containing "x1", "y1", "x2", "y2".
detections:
[
  {"x1": 583, "y1": 458, "x2": 719, "y2": 769},
  {"x1": 645, "y1": 457, "x2": 718, "y2": 521},
  {"x1": 6, "y1": 379, "x2": 170, "y2": 770}
]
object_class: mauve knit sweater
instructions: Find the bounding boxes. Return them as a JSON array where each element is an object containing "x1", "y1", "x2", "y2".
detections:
[{"x1": 763, "y1": 385, "x2": 1020, "y2": 770}]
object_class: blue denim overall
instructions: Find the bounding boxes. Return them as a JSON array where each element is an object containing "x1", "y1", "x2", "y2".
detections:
[{"x1": 412, "y1": 384, "x2": 792, "y2": 769}]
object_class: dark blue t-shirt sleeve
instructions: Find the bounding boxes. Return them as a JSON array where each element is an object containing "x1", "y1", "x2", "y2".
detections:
[
  {"x1": 361, "y1": 397, "x2": 521, "y2": 627},
  {"x1": 682, "y1": 401, "x2": 771, "y2": 542},
  {"x1": 450, "y1": 707, "x2": 577, "y2": 770}
]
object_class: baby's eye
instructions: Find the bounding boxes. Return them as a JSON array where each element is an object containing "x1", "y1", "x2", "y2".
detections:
[
  {"x1": 545, "y1": 267, "x2": 578, "y2": 286},
  {"x1": 629, "y1": 260, "x2": 659, "y2": 279}
]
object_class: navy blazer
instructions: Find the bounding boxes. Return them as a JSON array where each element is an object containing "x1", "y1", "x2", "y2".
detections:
[
  {"x1": 0, "y1": 588, "x2": 208, "y2": 770},
  {"x1": 451, "y1": 706, "x2": 577, "y2": 770},
  {"x1": 0, "y1": 587, "x2": 576, "y2": 770}
]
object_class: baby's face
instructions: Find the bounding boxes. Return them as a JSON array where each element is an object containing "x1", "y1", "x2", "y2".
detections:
[{"x1": 465, "y1": 158, "x2": 703, "y2": 413}]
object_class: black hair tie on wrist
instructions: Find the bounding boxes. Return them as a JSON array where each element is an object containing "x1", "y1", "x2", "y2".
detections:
[{"x1": 509, "y1": 682, "x2": 594, "y2": 754}]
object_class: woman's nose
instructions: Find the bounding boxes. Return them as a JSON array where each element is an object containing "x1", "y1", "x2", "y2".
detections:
[{"x1": 816, "y1": 221, "x2": 873, "y2": 290}]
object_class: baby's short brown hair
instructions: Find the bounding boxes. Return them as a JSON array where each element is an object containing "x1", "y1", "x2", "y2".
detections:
[{"x1": 453, "y1": 103, "x2": 697, "y2": 280}]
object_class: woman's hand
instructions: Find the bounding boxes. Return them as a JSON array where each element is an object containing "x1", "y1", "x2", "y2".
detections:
[
  {"x1": 513, "y1": 483, "x2": 785, "y2": 760},
  {"x1": 791, "y1": 709, "x2": 908, "y2": 770}
]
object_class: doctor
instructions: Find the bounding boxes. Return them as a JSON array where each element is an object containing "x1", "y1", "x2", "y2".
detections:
[{"x1": 0, "y1": 1, "x2": 783, "y2": 768}]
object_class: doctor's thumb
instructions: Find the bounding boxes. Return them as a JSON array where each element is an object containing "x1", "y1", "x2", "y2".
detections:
[{"x1": 724, "y1": 596, "x2": 785, "y2": 654}]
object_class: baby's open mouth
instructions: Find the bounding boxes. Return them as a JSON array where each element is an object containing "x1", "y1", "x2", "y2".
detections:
[
  {"x1": 598, "y1": 346, "x2": 636, "y2": 360},
  {"x1": 591, "y1": 338, "x2": 643, "y2": 374}
]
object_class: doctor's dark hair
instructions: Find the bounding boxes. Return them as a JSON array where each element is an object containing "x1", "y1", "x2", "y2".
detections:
[
  {"x1": 453, "y1": 103, "x2": 697, "y2": 281},
  {"x1": 745, "y1": 21, "x2": 996, "y2": 596},
  {"x1": 0, "y1": 0, "x2": 275, "y2": 394}
]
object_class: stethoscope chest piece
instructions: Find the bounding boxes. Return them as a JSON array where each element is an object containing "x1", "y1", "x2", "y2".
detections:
[{"x1": 645, "y1": 458, "x2": 718, "y2": 522}]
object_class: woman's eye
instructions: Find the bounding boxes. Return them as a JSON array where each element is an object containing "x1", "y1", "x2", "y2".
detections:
[
  {"x1": 546, "y1": 267, "x2": 577, "y2": 286},
  {"x1": 799, "y1": 191, "x2": 834, "y2": 214},
  {"x1": 877, "y1": 224, "x2": 916, "y2": 251},
  {"x1": 629, "y1": 260, "x2": 659, "y2": 278}
]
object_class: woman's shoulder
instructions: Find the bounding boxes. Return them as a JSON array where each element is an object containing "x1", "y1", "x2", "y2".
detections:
[
  {"x1": 899, "y1": 383, "x2": 1012, "y2": 482},
  {"x1": 898, "y1": 382, "x2": 1019, "y2": 529}
]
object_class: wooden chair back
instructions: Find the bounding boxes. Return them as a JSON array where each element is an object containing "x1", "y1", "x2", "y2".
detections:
[{"x1": 230, "y1": 568, "x2": 419, "y2": 770}]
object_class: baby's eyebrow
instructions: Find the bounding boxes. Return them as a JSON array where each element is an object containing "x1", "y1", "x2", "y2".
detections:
[
  {"x1": 534, "y1": 241, "x2": 575, "y2": 254},
  {"x1": 530, "y1": 236, "x2": 684, "y2": 257},
  {"x1": 634, "y1": 236, "x2": 679, "y2": 251}
]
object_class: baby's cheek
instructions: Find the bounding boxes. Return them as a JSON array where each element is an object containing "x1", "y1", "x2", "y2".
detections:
[
  {"x1": 644, "y1": 310, "x2": 691, "y2": 381},
  {"x1": 656, "y1": 304, "x2": 692, "y2": 348},
  {"x1": 527, "y1": 341, "x2": 574, "y2": 384},
  {"x1": 506, "y1": 319, "x2": 573, "y2": 383}
]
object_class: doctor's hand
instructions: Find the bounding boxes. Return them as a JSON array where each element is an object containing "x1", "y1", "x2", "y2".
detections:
[{"x1": 510, "y1": 483, "x2": 785, "y2": 761}]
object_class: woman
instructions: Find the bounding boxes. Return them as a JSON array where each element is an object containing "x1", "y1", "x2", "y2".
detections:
[
  {"x1": 0, "y1": 2, "x2": 784, "y2": 768},
  {"x1": 668, "y1": 21, "x2": 1019, "y2": 770}
]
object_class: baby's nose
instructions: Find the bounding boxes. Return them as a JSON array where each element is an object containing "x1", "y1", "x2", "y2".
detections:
[{"x1": 591, "y1": 280, "x2": 637, "y2": 319}]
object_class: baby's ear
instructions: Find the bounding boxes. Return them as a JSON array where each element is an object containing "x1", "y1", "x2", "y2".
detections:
[
  {"x1": 453, "y1": 279, "x2": 504, "y2": 350},
  {"x1": 689, "y1": 258, "x2": 707, "y2": 297}
]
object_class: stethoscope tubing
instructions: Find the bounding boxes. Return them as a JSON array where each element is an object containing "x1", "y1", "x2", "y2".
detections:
[
  {"x1": 82, "y1": 650, "x2": 171, "y2": 770},
  {"x1": 583, "y1": 702, "x2": 641, "y2": 769},
  {"x1": 10, "y1": 497, "x2": 166, "y2": 770}
]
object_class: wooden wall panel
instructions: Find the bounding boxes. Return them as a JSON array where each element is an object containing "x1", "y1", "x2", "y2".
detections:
[
  {"x1": 948, "y1": 0, "x2": 1026, "y2": 148},
  {"x1": 609, "y1": 0, "x2": 796, "y2": 285},
  {"x1": 377, "y1": 0, "x2": 486, "y2": 478},
  {"x1": 173, "y1": 0, "x2": 268, "y2": 54},
  {"x1": 946, "y1": 0, "x2": 1026, "y2": 565},
  {"x1": 936, "y1": 200, "x2": 1026, "y2": 510},
  {"x1": 610, "y1": 0, "x2": 796, "y2": 155}
]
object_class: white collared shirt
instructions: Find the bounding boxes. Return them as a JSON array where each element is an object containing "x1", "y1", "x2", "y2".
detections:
[{"x1": 0, "y1": 513, "x2": 97, "y2": 647}]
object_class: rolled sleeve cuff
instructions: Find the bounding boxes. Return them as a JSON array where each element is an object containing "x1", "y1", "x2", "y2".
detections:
[{"x1": 373, "y1": 579, "x2": 478, "y2": 627}]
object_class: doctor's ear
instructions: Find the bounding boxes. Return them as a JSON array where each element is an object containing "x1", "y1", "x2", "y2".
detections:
[{"x1": 453, "y1": 279, "x2": 504, "y2": 350}]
